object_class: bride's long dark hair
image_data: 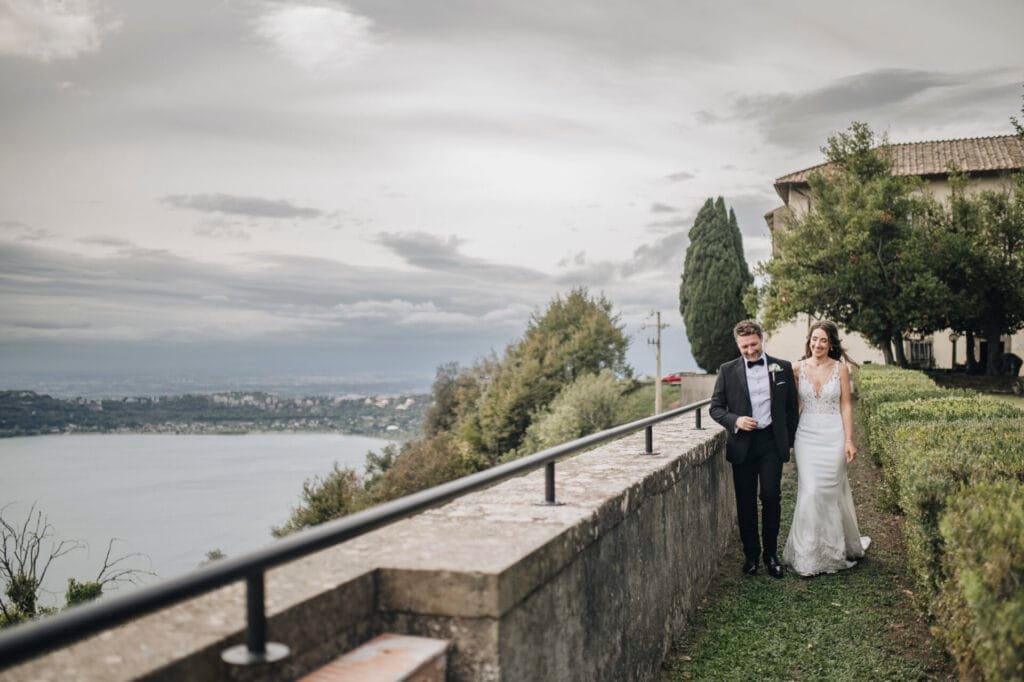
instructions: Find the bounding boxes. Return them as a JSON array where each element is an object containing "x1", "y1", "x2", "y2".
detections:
[{"x1": 803, "y1": 320, "x2": 858, "y2": 366}]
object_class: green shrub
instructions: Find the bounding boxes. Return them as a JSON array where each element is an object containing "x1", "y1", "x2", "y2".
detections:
[
  {"x1": 365, "y1": 433, "x2": 484, "y2": 504},
  {"x1": 272, "y1": 464, "x2": 368, "y2": 537},
  {"x1": 856, "y1": 365, "x2": 937, "y2": 393},
  {"x1": 519, "y1": 370, "x2": 625, "y2": 455},
  {"x1": 884, "y1": 419, "x2": 1024, "y2": 606},
  {"x1": 938, "y1": 480, "x2": 1024, "y2": 681},
  {"x1": 854, "y1": 366, "x2": 1024, "y2": 676},
  {"x1": 870, "y1": 396, "x2": 1019, "y2": 478},
  {"x1": 854, "y1": 366, "x2": 947, "y2": 457},
  {"x1": 65, "y1": 579, "x2": 103, "y2": 607}
]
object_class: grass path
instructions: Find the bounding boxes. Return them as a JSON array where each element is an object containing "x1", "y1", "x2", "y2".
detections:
[{"x1": 661, "y1": 418, "x2": 955, "y2": 681}]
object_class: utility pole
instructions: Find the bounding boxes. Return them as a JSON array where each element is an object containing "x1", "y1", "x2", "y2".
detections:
[{"x1": 642, "y1": 311, "x2": 670, "y2": 414}]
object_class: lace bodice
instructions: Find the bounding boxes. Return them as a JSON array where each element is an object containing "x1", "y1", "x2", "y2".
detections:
[{"x1": 797, "y1": 361, "x2": 841, "y2": 416}]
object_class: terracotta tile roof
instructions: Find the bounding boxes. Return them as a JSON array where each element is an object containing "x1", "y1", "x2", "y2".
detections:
[{"x1": 774, "y1": 134, "x2": 1024, "y2": 187}]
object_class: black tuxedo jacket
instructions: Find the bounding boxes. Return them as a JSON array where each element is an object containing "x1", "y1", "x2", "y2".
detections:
[{"x1": 709, "y1": 355, "x2": 799, "y2": 465}]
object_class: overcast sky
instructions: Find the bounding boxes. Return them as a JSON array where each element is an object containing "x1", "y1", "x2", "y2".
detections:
[{"x1": 1, "y1": 0, "x2": 1022, "y2": 393}]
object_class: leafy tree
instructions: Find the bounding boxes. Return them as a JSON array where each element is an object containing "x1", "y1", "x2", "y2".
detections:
[
  {"x1": 519, "y1": 370, "x2": 625, "y2": 454},
  {"x1": 198, "y1": 548, "x2": 226, "y2": 567},
  {"x1": 272, "y1": 464, "x2": 368, "y2": 537},
  {"x1": 422, "y1": 358, "x2": 498, "y2": 437},
  {"x1": 937, "y1": 173, "x2": 1024, "y2": 374},
  {"x1": 363, "y1": 443, "x2": 399, "y2": 494},
  {"x1": 423, "y1": 362, "x2": 465, "y2": 436},
  {"x1": 1, "y1": 503, "x2": 81, "y2": 623},
  {"x1": 463, "y1": 288, "x2": 630, "y2": 460},
  {"x1": 1, "y1": 505, "x2": 151, "y2": 625},
  {"x1": 65, "y1": 579, "x2": 103, "y2": 607},
  {"x1": 679, "y1": 197, "x2": 753, "y2": 371},
  {"x1": 62, "y1": 539, "x2": 153, "y2": 608},
  {"x1": 758, "y1": 122, "x2": 948, "y2": 366},
  {"x1": 365, "y1": 433, "x2": 484, "y2": 504}
]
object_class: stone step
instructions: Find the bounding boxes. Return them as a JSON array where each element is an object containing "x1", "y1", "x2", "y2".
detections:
[{"x1": 298, "y1": 633, "x2": 450, "y2": 682}]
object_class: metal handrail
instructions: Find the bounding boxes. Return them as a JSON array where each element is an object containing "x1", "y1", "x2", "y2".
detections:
[{"x1": 0, "y1": 397, "x2": 713, "y2": 670}]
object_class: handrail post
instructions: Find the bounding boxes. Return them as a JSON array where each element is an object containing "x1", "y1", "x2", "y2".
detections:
[
  {"x1": 693, "y1": 407, "x2": 705, "y2": 430},
  {"x1": 246, "y1": 573, "x2": 266, "y2": 655},
  {"x1": 639, "y1": 424, "x2": 659, "y2": 455},
  {"x1": 221, "y1": 572, "x2": 289, "y2": 666},
  {"x1": 537, "y1": 461, "x2": 565, "y2": 506}
]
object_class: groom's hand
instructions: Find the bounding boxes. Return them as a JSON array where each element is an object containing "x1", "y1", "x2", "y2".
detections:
[{"x1": 736, "y1": 416, "x2": 758, "y2": 431}]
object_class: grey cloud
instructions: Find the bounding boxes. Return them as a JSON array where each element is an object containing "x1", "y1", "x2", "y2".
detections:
[
  {"x1": 556, "y1": 229, "x2": 689, "y2": 285},
  {"x1": 194, "y1": 223, "x2": 251, "y2": 241},
  {"x1": 621, "y1": 231, "x2": 687, "y2": 277},
  {"x1": 647, "y1": 217, "x2": 690, "y2": 232},
  {"x1": 0, "y1": 220, "x2": 27, "y2": 229},
  {"x1": 343, "y1": 0, "x2": 734, "y2": 62},
  {"x1": 14, "y1": 227, "x2": 56, "y2": 242},
  {"x1": 5, "y1": 319, "x2": 94, "y2": 331},
  {"x1": 694, "y1": 110, "x2": 719, "y2": 125},
  {"x1": 78, "y1": 235, "x2": 134, "y2": 247},
  {"x1": 650, "y1": 202, "x2": 679, "y2": 213},
  {"x1": 735, "y1": 68, "x2": 1019, "y2": 150},
  {"x1": 727, "y1": 193, "x2": 780, "y2": 237},
  {"x1": 0, "y1": 243, "x2": 542, "y2": 348},
  {"x1": 161, "y1": 193, "x2": 322, "y2": 219},
  {"x1": 665, "y1": 171, "x2": 695, "y2": 182},
  {"x1": 0, "y1": 0, "x2": 120, "y2": 63},
  {"x1": 375, "y1": 231, "x2": 546, "y2": 283},
  {"x1": 555, "y1": 261, "x2": 617, "y2": 288},
  {"x1": 737, "y1": 69, "x2": 958, "y2": 120},
  {"x1": 557, "y1": 251, "x2": 587, "y2": 268},
  {"x1": 0, "y1": 239, "x2": 701, "y2": 387}
]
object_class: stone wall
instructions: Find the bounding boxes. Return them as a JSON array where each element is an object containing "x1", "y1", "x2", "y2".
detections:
[{"x1": 3, "y1": 416, "x2": 733, "y2": 682}]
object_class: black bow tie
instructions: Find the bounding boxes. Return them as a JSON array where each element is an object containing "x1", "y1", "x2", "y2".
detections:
[{"x1": 747, "y1": 358, "x2": 765, "y2": 368}]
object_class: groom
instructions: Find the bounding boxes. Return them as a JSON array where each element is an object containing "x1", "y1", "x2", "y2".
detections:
[{"x1": 709, "y1": 319, "x2": 799, "y2": 579}]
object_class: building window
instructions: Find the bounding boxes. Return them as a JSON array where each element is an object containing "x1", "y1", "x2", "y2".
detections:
[{"x1": 908, "y1": 338, "x2": 934, "y2": 368}]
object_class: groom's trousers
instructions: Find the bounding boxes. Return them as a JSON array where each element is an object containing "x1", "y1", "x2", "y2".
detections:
[{"x1": 732, "y1": 425, "x2": 783, "y2": 562}]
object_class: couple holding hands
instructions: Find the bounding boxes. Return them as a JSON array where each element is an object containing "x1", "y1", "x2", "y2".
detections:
[{"x1": 710, "y1": 319, "x2": 870, "y2": 579}]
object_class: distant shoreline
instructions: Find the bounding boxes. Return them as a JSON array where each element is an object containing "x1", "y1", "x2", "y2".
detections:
[
  {"x1": 0, "y1": 425, "x2": 404, "y2": 439},
  {"x1": 0, "y1": 390, "x2": 429, "y2": 441}
]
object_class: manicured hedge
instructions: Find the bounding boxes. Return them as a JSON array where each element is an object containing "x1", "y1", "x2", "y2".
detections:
[
  {"x1": 884, "y1": 419, "x2": 1024, "y2": 605},
  {"x1": 870, "y1": 396, "x2": 1020, "y2": 500},
  {"x1": 857, "y1": 366, "x2": 1024, "y2": 680},
  {"x1": 938, "y1": 480, "x2": 1024, "y2": 681},
  {"x1": 854, "y1": 367, "x2": 947, "y2": 456}
]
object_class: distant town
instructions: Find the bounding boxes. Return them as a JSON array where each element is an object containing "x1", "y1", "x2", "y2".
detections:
[{"x1": 0, "y1": 390, "x2": 430, "y2": 439}]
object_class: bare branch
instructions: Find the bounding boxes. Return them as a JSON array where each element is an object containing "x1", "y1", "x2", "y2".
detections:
[{"x1": 94, "y1": 540, "x2": 156, "y2": 590}]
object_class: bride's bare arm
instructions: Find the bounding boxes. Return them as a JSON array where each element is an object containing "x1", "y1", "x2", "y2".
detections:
[{"x1": 839, "y1": 363, "x2": 856, "y2": 462}]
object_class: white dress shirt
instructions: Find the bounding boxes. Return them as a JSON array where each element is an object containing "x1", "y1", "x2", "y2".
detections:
[{"x1": 744, "y1": 354, "x2": 773, "y2": 430}]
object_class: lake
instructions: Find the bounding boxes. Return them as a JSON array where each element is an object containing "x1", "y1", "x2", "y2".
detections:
[{"x1": 0, "y1": 433, "x2": 393, "y2": 607}]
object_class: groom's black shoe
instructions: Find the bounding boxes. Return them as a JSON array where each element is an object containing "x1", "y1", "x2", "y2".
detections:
[
  {"x1": 765, "y1": 555, "x2": 784, "y2": 579},
  {"x1": 742, "y1": 558, "x2": 759, "y2": 576}
]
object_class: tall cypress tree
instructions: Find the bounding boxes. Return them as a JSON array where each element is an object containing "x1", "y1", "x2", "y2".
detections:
[{"x1": 679, "y1": 197, "x2": 753, "y2": 372}]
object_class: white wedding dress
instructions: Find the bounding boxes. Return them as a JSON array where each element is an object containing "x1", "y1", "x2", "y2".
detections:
[{"x1": 782, "y1": 361, "x2": 870, "y2": 576}]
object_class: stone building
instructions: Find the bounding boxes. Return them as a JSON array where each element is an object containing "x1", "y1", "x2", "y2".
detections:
[{"x1": 764, "y1": 134, "x2": 1024, "y2": 369}]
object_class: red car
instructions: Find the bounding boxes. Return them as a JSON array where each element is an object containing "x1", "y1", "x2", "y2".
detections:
[{"x1": 660, "y1": 372, "x2": 683, "y2": 384}]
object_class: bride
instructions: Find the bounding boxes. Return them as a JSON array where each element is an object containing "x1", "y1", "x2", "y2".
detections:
[{"x1": 782, "y1": 320, "x2": 870, "y2": 576}]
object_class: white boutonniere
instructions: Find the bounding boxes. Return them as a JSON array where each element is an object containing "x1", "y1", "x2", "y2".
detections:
[{"x1": 768, "y1": 362, "x2": 782, "y2": 380}]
